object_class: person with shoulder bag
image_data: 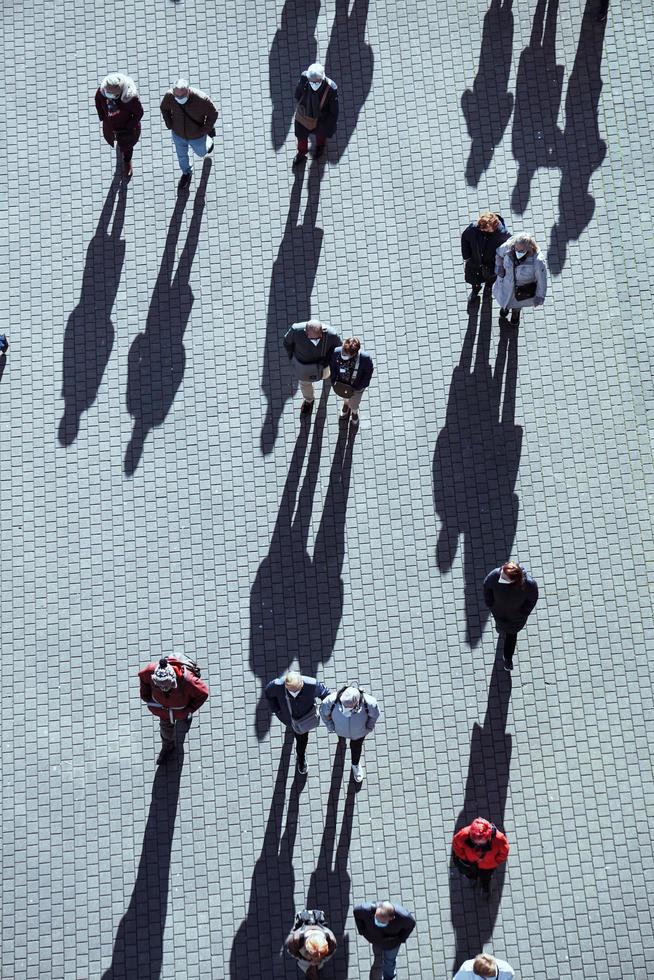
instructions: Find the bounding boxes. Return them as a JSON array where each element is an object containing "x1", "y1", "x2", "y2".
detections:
[
  {"x1": 160, "y1": 77, "x2": 219, "y2": 192},
  {"x1": 319, "y1": 684, "x2": 380, "y2": 784},
  {"x1": 461, "y1": 212, "x2": 511, "y2": 307},
  {"x1": 283, "y1": 319, "x2": 342, "y2": 418},
  {"x1": 492, "y1": 232, "x2": 548, "y2": 326},
  {"x1": 292, "y1": 63, "x2": 339, "y2": 169},
  {"x1": 329, "y1": 337, "x2": 374, "y2": 428},
  {"x1": 265, "y1": 671, "x2": 331, "y2": 775}
]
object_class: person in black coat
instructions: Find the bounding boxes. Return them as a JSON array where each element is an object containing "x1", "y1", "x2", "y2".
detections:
[
  {"x1": 329, "y1": 337, "x2": 374, "y2": 428},
  {"x1": 353, "y1": 901, "x2": 416, "y2": 980},
  {"x1": 293, "y1": 63, "x2": 339, "y2": 168},
  {"x1": 461, "y1": 212, "x2": 510, "y2": 306},
  {"x1": 483, "y1": 561, "x2": 539, "y2": 671},
  {"x1": 265, "y1": 671, "x2": 331, "y2": 774}
]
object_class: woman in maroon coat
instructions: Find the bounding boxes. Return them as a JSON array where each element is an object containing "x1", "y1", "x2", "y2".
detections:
[{"x1": 95, "y1": 73, "x2": 143, "y2": 180}]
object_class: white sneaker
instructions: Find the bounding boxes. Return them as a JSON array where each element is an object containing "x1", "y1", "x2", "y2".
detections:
[{"x1": 352, "y1": 764, "x2": 364, "y2": 783}]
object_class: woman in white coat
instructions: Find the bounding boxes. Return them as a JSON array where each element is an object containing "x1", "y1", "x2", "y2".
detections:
[{"x1": 492, "y1": 233, "x2": 548, "y2": 326}]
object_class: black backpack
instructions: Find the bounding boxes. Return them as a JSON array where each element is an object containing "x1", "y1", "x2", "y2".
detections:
[{"x1": 294, "y1": 909, "x2": 327, "y2": 929}]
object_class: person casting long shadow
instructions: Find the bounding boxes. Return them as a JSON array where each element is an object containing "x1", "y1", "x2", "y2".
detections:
[
  {"x1": 269, "y1": 0, "x2": 321, "y2": 151},
  {"x1": 124, "y1": 161, "x2": 211, "y2": 476},
  {"x1": 461, "y1": 0, "x2": 515, "y2": 188},
  {"x1": 324, "y1": 0, "x2": 374, "y2": 163},
  {"x1": 102, "y1": 728, "x2": 187, "y2": 979},
  {"x1": 251, "y1": 411, "x2": 355, "y2": 739},
  {"x1": 305, "y1": 739, "x2": 356, "y2": 979},
  {"x1": 58, "y1": 176, "x2": 127, "y2": 447},
  {"x1": 449, "y1": 653, "x2": 512, "y2": 971},
  {"x1": 548, "y1": 0, "x2": 607, "y2": 275},
  {"x1": 433, "y1": 292, "x2": 522, "y2": 648},
  {"x1": 261, "y1": 163, "x2": 324, "y2": 455},
  {"x1": 510, "y1": 0, "x2": 564, "y2": 215},
  {"x1": 230, "y1": 730, "x2": 303, "y2": 979}
]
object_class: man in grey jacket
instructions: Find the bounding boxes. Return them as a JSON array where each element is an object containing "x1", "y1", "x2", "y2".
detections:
[
  {"x1": 319, "y1": 685, "x2": 380, "y2": 783},
  {"x1": 283, "y1": 319, "x2": 342, "y2": 417},
  {"x1": 160, "y1": 78, "x2": 219, "y2": 191}
]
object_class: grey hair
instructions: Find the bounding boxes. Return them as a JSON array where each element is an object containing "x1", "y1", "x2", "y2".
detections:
[
  {"x1": 174, "y1": 77, "x2": 190, "y2": 90},
  {"x1": 506, "y1": 232, "x2": 539, "y2": 254},
  {"x1": 306, "y1": 62, "x2": 325, "y2": 81},
  {"x1": 100, "y1": 73, "x2": 138, "y2": 101}
]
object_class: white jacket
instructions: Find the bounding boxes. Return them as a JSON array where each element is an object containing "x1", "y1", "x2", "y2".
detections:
[{"x1": 492, "y1": 244, "x2": 547, "y2": 310}]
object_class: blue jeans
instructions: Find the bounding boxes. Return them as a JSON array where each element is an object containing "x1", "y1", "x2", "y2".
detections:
[
  {"x1": 171, "y1": 131, "x2": 210, "y2": 174},
  {"x1": 377, "y1": 945, "x2": 399, "y2": 980}
]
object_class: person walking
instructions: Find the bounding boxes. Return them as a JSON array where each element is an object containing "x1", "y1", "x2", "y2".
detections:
[
  {"x1": 353, "y1": 901, "x2": 416, "y2": 980},
  {"x1": 284, "y1": 319, "x2": 342, "y2": 418},
  {"x1": 0, "y1": 335, "x2": 8, "y2": 355},
  {"x1": 452, "y1": 818, "x2": 510, "y2": 895},
  {"x1": 329, "y1": 337, "x2": 374, "y2": 428},
  {"x1": 319, "y1": 685, "x2": 380, "y2": 783},
  {"x1": 139, "y1": 654, "x2": 209, "y2": 764},
  {"x1": 453, "y1": 953, "x2": 515, "y2": 979},
  {"x1": 265, "y1": 671, "x2": 331, "y2": 775},
  {"x1": 285, "y1": 910, "x2": 337, "y2": 978},
  {"x1": 492, "y1": 232, "x2": 548, "y2": 326},
  {"x1": 95, "y1": 73, "x2": 143, "y2": 180},
  {"x1": 483, "y1": 561, "x2": 539, "y2": 671},
  {"x1": 160, "y1": 78, "x2": 219, "y2": 192},
  {"x1": 293, "y1": 63, "x2": 339, "y2": 168},
  {"x1": 461, "y1": 212, "x2": 511, "y2": 307}
]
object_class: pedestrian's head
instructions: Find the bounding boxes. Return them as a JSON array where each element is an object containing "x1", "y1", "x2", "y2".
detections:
[
  {"x1": 507, "y1": 233, "x2": 538, "y2": 257},
  {"x1": 472, "y1": 953, "x2": 498, "y2": 977},
  {"x1": 306, "y1": 63, "x2": 326, "y2": 87},
  {"x1": 284, "y1": 671, "x2": 304, "y2": 694},
  {"x1": 173, "y1": 77, "x2": 190, "y2": 101},
  {"x1": 469, "y1": 818, "x2": 494, "y2": 845},
  {"x1": 152, "y1": 658, "x2": 177, "y2": 692},
  {"x1": 306, "y1": 319, "x2": 324, "y2": 339},
  {"x1": 499, "y1": 561, "x2": 525, "y2": 586},
  {"x1": 374, "y1": 902, "x2": 396, "y2": 926},
  {"x1": 303, "y1": 929, "x2": 329, "y2": 961},
  {"x1": 100, "y1": 73, "x2": 138, "y2": 102},
  {"x1": 341, "y1": 337, "x2": 361, "y2": 358},
  {"x1": 340, "y1": 687, "x2": 361, "y2": 712},
  {"x1": 477, "y1": 212, "x2": 500, "y2": 233}
]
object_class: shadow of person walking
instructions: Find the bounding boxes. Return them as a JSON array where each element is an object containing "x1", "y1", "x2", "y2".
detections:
[
  {"x1": 261, "y1": 164, "x2": 324, "y2": 456},
  {"x1": 449, "y1": 651, "x2": 512, "y2": 971},
  {"x1": 510, "y1": 0, "x2": 564, "y2": 215},
  {"x1": 124, "y1": 160, "x2": 211, "y2": 477},
  {"x1": 230, "y1": 729, "x2": 303, "y2": 979},
  {"x1": 461, "y1": 0, "x2": 515, "y2": 188},
  {"x1": 433, "y1": 294, "x2": 522, "y2": 648},
  {"x1": 251, "y1": 410, "x2": 356, "y2": 740},
  {"x1": 305, "y1": 739, "x2": 356, "y2": 979},
  {"x1": 101, "y1": 728, "x2": 188, "y2": 980},
  {"x1": 548, "y1": 0, "x2": 607, "y2": 275},
  {"x1": 269, "y1": 0, "x2": 322, "y2": 151},
  {"x1": 324, "y1": 0, "x2": 374, "y2": 163},
  {"x1": 58, "y1": 176, "x2": 127, "y2": 447}
]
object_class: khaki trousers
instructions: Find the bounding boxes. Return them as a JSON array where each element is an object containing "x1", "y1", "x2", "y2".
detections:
[{"x1": 299, "y1": 366, "x2": 331, "y2": 402}]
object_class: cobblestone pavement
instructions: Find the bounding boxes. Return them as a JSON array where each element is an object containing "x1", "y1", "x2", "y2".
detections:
[{"x1": 1, "y1": 0, "x2": 653, "y2": 977}]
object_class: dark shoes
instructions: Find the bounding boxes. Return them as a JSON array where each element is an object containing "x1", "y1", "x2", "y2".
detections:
[
  {"x1": 350, "y1": 412, "x2": 360, "y2": 427},
  {"x1": 503, "y1": 656, "x2": 514, "y2": 672},
  {"x1": 468, "y1": 286, "x2": 481, "y2": 306},
  {"x1": 297, "y1": 759, "x2": 308, "y2": 775},
  {"x1": 206, "y1": 138, "x2": 214, "y2": 154},
  {"x1": 123, "y1": 161, "x2": 133, "y2": 182},
  {"x1": 300, "y1": 399, "x2": 314, "y2": 417},
  {"x1": 178, "y1": 171, "x2": 192, "y2": 192},
  {"x1": 292, "y1": 153, "x2": 307, "y2": 169},
  {"x1": 156, "y1": 743, "x2": 175, "y2": 765}
]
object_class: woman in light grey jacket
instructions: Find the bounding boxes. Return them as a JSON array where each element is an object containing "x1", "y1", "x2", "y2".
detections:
[
  {"x1": 319, "y1": 685, "x2": 380, "y2": 784},
  {"x1": 492, "y1": 233, "x2": 548, "y2": 326}
]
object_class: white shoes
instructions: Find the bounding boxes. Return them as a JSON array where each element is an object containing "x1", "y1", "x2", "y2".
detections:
[{"x1": 351, "y1": 764, "x2": 364, "y2": 783}]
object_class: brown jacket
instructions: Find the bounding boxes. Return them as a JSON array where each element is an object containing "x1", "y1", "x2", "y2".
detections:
[{"x1": 160, "y1": 89, "x2": 218, "y2": 140}]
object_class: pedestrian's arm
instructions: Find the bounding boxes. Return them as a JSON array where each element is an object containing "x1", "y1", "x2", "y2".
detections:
[
  {"x1": 265, "y1": 683, "x2": 282, "y2": 715},
  {"x1": 534, "y1": 258, "x2": 548, "y2": 305},
  {"x1": 495, "y1": 248, "x2": 505, "y2": 277},
  {"x1": 204, "y1": 97, "x2": 219, "y2": 129},
  {"x1": 398, "y1": 915, "x2": 416, "y2": 943},
  {"x1": 352, "y1": 907, "x2": 367, "y2": 936},
  {"x1": 493, "y1": 832, "x2": 510, "y2": 866},
  {"x1": 483, "y1": 573, "x2": 495, "y2": 608},
  {"x1": 320, "y1": 699, "x2": 336, "y2": 732},
  {"x1": 315, "y1": 681, "x2": 332, "y2": 700},
  {"x1": 95, "y1": 89, "x2": 105, "y2": 121},
  {"x1": 461, "y1": 227, "x2": 472, "y2": 261},
  {"x1": 160, "y1": 95, "x2": 173, "y2": 129},
  {"x1": 187, "y1": 678, "x2": 209, "y2": 713},
  {"x1": 294, "y1": 76, "x2": 307, "y2": 102},
  {"x1": 283, "y1": 328, "x2": 295, "y2": 359},
  {"x1": 323, "y1": 335, "x2": 341, "y2": 367},
  {"x1": 139, "y1": 676, "x2": 152, "y2": 702},
  {"x1": 130, "y1": 97, "x2": 144, "y2": 124},
  {"x1": 359, "y1": 358, "x2": 374, "y2": 389},
  {"x1": 451, "y1": 829, "x2": 469, "y2": 860},
  {"x1": 520, "y1": 580, "x2": 539, "y2": 616},
  {"x1": 365, "y1": 699, "x2": 380, "y2": 732}
]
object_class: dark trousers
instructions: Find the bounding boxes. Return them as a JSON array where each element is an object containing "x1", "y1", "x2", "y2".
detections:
[
  {"x1": 297, "y1": 132, "x2": 327, "y2": 154},
  {"x1": 503, "y1": 632, "x2": 517, "y2": 660},
  {"x1": 500, "y1": 307, "x2": 521, "y2": 324},
  {"x1": 350, "y1": 737, "x2": 364, "y2": 765},
  {"x1": 454, "y1": 856, "x2": 495, "y2": 891},
  {"x1": 295, "y1": 732, "x2": 309, "y2": 766}
]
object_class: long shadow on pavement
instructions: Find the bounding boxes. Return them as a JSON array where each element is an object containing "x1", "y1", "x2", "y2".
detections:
[
  {"x1": 269, "y1": 0, "x2": 321, "y2": 152},
  {"x1": 433, "y1": 292, "x2": 522, "y2": 648},
  {"x1": 325, "y1": 0, "x2": 374, "y2": 164},
  {"x1": 450, "y1": 650, "x2": 512, "y2": 971}
]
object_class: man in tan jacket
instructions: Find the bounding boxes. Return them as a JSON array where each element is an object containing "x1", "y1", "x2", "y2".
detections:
[{"x1": 161, "y1": 78, "x2": 219, "y2": 191}]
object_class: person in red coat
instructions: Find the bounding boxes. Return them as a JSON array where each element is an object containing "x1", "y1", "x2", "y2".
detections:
[
  {"x1": 95, "y1": 73, "x2": 144, "y2": 180},
  {"x1": 452, "y1": 817, "x2": 510, "y2": 894},
  {"x1": 139, "y1": 656, "x2": 209, "y2": 764}
]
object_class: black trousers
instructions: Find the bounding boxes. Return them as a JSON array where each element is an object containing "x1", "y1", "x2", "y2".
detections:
[
  {"x1": 503, "y1": 633, "x2": 517, "y2": 660},
  {"x1": 295, "y1": 732, "x2": 309, "y2": 765}
]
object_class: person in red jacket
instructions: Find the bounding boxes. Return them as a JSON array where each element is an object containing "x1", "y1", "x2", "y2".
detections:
[
  {"x1": 95, "y1": 73, "x2": 144, "y2": 180},
  {"x1": 139, "y1": 656, "x2": 209, "y2": 764},
  {"x1": 452, "y1": 817, "x2": 510, "y2": 894}
]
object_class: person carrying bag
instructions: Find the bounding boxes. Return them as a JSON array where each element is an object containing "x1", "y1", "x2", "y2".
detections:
[{"x1": 329, "y1": 337, "x2": 374, "y2": 428}]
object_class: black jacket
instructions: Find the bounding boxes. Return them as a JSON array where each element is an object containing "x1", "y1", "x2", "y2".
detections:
[
  {"x1": 353, "y1": 904, "x2": 416, "y2": 950},
  {"x1": 329, "y1": 348, "x2": 374, "y2": 392},
  {"x1": 483, "y1": 567, "x2": 539, "y2": 632},
  {"x1": 265, "y1": 676, "x2": 331, "y2": 729},
  {"x1": 294, "y1": 74, "x2": 339, "y2": 137},
  {"x1": 461, "y1": 215, "x2": 510, "y2": 273}
]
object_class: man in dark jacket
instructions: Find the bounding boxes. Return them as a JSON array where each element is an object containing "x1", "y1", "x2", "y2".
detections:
[
  {"x1": 353, "y1": 901, "x2": 416, "y2": 980},
  {"x1": 483, "y1": 561, "x2": 539, "y2": 670},
  {"x1": 293, "y1": 63, "x2": 339, "y2": 168},
  {"x1": 329, "y1": 337, "x2": 374, "y2": 428},
  {"x1": 461, "y1": 212, "x2": 510, "y2": 306},
  {"x1": 266, "y1": 671, "x2": 331, "y2": 774},
  {"x1": 284, "y1": 319, "x2": 342, "y2": 418},
  {"x1": 160, "y1": 78, "x2": 219, "y2": 191}
]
